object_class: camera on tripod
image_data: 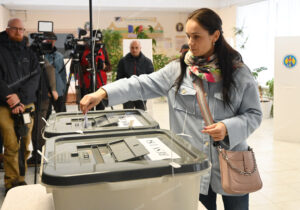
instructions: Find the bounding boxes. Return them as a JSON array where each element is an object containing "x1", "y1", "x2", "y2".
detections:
[
  {"x1": 64, "y1": 28, "x2": 104, "y2": 68},
  {"x1": 64, "y1": 28, "x2": 88, "y2": 59},
  {"x1": 30, "y1": 21, "x2": 57, "y2": 56}
]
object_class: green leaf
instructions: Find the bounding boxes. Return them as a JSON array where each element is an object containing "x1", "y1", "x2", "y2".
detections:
[{"x1": 103, "y1": 29, "x2": 123, "y2": 81}]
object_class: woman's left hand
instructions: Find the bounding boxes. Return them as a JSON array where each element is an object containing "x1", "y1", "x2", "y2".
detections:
[{"x1": 201, "y1": 122, "x2": 227, "y2": 141}]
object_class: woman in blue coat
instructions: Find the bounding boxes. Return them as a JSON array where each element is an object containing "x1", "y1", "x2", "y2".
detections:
[{"x1": 80, "y1": 8, "x2": 262, "y2": 210}]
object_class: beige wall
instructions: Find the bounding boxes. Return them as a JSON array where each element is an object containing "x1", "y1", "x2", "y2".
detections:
[
  {"x1": 216, "y1": 6, "x2": 237, "y2": 47},
  {"x1": 7, "y1": 7, "x2": 236, "y2": 56},
  {"x1": 0, "y1": 5, "x2": 10, "y2": 31},
  {"x1": 12, "y1": 9, "x2": 189, "y2": 56}
]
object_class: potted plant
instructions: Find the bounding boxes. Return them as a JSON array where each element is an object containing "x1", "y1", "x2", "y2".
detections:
[
  {"x1": 233, "y1": 26, "x2": 272, "y2": 118},
  {"x1": 134, "y1": 25, "x2": 172, "y2": 71},
  {"x1": 266, "y1": 78, "x2": 274, "y2": 117},
  {"x1": 251, "y1": 66, "x2": 272, "y2": 119},
  {"x1": 102, "y1": 29, "x2": 123, "y2": 82},
  {"x1": 252, "y1": 66, "x2": 267, "y2": 100}
]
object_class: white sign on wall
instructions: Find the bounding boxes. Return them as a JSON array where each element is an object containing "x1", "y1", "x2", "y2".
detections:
[{"x1": 123, "y1": 39, "x2": 153, "y2": 62}]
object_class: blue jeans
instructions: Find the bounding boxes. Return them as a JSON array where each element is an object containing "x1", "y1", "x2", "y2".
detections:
[{"x1": 199, "y1": 186, "x2": 249, "y2": 210}]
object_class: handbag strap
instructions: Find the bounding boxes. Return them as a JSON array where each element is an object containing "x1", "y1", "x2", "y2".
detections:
[
  {"x1": 192, "y1": 79, "x2": 214, "y2": 126},
  {"x1": 193, "y1": 78, "x2": 222, "y2": 147}
]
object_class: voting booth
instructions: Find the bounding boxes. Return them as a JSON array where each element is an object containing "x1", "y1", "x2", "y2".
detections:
[{"x1": 274, "y1": 37, "x2": 300, "y2": 142}]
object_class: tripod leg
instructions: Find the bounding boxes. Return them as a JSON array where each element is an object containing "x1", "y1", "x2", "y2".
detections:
[
  {"x1": 74, "y1": 63, "x2": 82, "y2": 110},
  {"x1": 18, "y1": 137, "x2": 25, "y2": 176},
  {"x1": 63, "y1": 69, "x2": 73, "y2": 105}
]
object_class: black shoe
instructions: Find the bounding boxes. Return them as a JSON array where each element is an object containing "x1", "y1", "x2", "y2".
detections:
[
  {"x1": 5, "y1": 187, "x2": 11, "y2": 195},
  {"x1": 18, "y1": 181, "x2": 27, "y2": 186},
  {"x1": 5, "y1": 181, "x2": 28, "y2": 195},
  {"x1": 27, "y1": 156, "x2": 41, "y2": 167},
  {"x1": 0, "y1": 154, "x2": 3, "y2": 171},
  {"x1": 5, "y1": 182, "x2": 19, "y2": 196}
]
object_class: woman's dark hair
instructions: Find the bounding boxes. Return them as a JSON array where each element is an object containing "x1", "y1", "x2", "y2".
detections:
[{"x1": 176, "y1": 8, "x2": 243, "y2": 106}]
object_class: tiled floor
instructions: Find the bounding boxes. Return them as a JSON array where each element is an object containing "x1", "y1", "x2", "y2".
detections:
[{"x1": 1, "y1": 98, "x2": 299, "y2": 209}]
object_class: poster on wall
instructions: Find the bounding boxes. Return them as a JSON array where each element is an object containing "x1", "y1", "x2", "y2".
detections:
[{"x1": 109, "y1": 17, "x2": 163, "y2": 38}]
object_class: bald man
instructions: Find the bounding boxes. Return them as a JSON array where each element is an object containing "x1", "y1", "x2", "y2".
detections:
[
  {"x1": 116, "y1": 40, "x2": 154, "y2": 110},
  {"x1": 0, "y1": 18, "x2": 40, "y2": 194}
]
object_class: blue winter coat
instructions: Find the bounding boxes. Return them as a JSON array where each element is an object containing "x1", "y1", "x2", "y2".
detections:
[{"x1": 45, "y1": 49, "x2": 66, "y2": 97}]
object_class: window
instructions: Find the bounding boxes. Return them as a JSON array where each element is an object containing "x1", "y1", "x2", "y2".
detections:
[{"x1": 236, "y1": 0, "x2": 300, "y2": 86}]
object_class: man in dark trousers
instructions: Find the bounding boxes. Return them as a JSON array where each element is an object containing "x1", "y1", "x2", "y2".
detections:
[
  {"x1": 0, "y1": 18, "x2": 40, "y2": 194},
  {"x1": 117, "y1": 40, "x2": 154, "y2": 110}
]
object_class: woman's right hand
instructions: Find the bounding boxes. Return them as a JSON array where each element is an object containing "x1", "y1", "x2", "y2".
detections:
[{"x1": 80, "y1": 88, "x2": 107, "y2": 114}]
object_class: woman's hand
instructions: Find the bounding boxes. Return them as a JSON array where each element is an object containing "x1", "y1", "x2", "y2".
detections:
[
  {"x1": 80, "y1": 88, "x2": 107, "y2": 114},
  {"x1": 201, "y1": 122, "x2": 227, "y2": 141}
]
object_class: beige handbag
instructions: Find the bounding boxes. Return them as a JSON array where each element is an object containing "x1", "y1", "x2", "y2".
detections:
[{"x1": 193, "y1": 79, "x2": 263, "y2": 194}]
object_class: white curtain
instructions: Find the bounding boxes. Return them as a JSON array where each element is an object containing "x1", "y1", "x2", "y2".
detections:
[{"x1": 236, "y1": 0, "x2": 300, "y2": 86}]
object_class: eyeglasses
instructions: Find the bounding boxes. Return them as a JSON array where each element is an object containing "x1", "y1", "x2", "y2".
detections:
[{"x1": 8, "y1": 26, "x2": 26, "y2": 32}]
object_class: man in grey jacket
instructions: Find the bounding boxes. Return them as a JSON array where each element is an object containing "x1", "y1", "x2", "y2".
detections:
[{"x1": 117, "y1": 40, "x2": 154, "y2": 110}]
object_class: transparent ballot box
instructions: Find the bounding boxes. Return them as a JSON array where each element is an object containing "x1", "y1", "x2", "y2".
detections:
[
  {"x1": 44, "y1": 109, "x2": 159, "y2": 138},
  {"x1": 41, "y1": 129, "x2": 210, "y2": 210}
]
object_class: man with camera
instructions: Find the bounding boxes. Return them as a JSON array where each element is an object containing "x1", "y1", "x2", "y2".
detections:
[
  {"x1": 0, "y1": 18, "x2": 40, "y2": 194},
  {"x1": 79, "y1": 29, "x2": 111, "y2": 110},
  {"x1": 117, "y1": 40, "x2": 154, "y2": 110}
]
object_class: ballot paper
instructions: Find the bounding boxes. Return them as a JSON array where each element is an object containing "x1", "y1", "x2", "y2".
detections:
[
  {"x1": 83, "y1": 114, "x2": 88, "y2": 129},
  {"x1": 118, "y1": 115, "x2": 143, "y2": 127},
  {"x1": 138, "y1": 137, "x2": 181, "y2": 161}
]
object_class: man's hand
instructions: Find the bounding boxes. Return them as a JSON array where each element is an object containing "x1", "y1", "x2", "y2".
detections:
[
  {"x1": 11, "y1": 103, "x2": 25, "y2": 114},
  {"x1": 52, "y1": 90, "x2": 59, "y2": 101},
  {"x1": 48, "y1": 91, "x2": 59, "y2": 101},
  {"x1": 6, "y1": 94, "x2": 20, "y2": 108},
  {"x1": 80, "y1": 88, "x2": 107, "y2": 114},
  {"x1": 201, "y1": 122, "x2": 228, "y2": 141}
]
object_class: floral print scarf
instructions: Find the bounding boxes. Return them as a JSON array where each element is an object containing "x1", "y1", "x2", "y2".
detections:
[{"x1": 184, "y1": 50, "x2": 222, "y2": 83}]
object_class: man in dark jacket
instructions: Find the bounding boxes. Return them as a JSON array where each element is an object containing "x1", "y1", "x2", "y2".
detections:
[
  {"x1": 0, "y1": 18, "x2": 40, "y2": 193},
  {"x1": 117, "y1": 40, "x2": 154, "y2": 110}
]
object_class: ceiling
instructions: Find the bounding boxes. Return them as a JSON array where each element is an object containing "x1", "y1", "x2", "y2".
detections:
[{"x1": 0, "y1": 0, "x2": 266, "y2": 11}]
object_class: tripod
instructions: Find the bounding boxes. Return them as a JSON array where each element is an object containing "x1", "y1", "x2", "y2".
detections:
[
  {"x1": 64, "y1": 47, "x2": 110, "y2": 111},
  {"x1": 33, "y1": 54, "x2": 55, "y2": 183},
  {"x1": 88, "y1": 46, "x2": 109, "y2": 110},
  {"x1": 64, "y1": 52, "x2": 83, "y2": 110}
]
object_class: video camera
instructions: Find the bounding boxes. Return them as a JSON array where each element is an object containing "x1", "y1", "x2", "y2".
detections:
[
  {"x1": 64, "y1": 29, "x2": 87, "y2": 57},
  {"x1": 30, "y1": 21, "x2": 56, "y2": 56},
  {"x1": 64, "y1": 28, "x2": 104, "y2": 60}
]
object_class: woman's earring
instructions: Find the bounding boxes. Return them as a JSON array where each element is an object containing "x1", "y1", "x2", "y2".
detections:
[{"x1": 213, "y1": 42, "x2": 215, "y2": 46}]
